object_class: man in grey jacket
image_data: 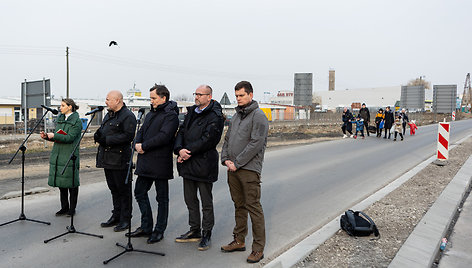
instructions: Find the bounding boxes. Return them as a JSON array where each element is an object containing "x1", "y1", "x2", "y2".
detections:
[{"x1": 220, "y1": 81, "x2": 269, "y2": 264}]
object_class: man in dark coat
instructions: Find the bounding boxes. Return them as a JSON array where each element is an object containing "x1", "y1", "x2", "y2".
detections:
[
  {"x1": 95, "y1": 90, "x2": 137, "y2": 231},
  {"x1": 127, "y1": 84, "x2": 179, "y2": 244},
  {"x1": 341, "y1": 107, "x2": 354, "y2": 138},
  {"x1": 173, "y1": 85, "x2": 224, "y2": 251},
  {"x1": 359, "y1": 103, "x2": 370, "y2": 136},
  {"x1": 383, "y1": 106, "x2": 394, "y2": 139}
]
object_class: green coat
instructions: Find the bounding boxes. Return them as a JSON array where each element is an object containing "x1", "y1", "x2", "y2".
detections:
[{"x1": 48, "y1": 112, "x2": 82, "y2": 188}]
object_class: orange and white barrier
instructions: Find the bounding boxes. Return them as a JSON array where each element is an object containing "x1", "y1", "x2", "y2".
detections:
[
  {"x1": 437, "y1": 122, "x2": 450, "y2": 160},
  {"x1": 452, "y1": 111, "x2": 455, "y2": 121}
]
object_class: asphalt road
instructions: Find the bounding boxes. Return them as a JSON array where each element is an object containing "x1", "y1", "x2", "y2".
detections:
[{"x1": 0, "y1": 119, "x2": 471, "y2": 268}]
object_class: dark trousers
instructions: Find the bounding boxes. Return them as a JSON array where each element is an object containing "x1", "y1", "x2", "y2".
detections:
[
  {"x1": 59, "y1": 187, "x2": 78, "y2": 212},
  {"x1": 183, "y1": 179, "x2": 214, "y2": 232},
  {"x1": 355, "y1": 129, "x2": 364, "y2": 137},
  {"x1": 376, "y1": 122, "x2": 382, "y2": 136},
  {"x1": 402, "y1": 122, "x2": 407, "y2": 135},
  {"x1": 228, "y1": 169, "x2": 265, "y2": 252},
  {"x1": 134, "y1": 176, "x2": 169, "y2": 233},
  {"x1": 363, "y1": 121, "x2": 370, "y2": 136},
  {"x1": 342, "y1": 124, "x2": 352, "y2": 135},
  {"x1": 394, "y1": 131, "x2": 404, "y2": 139},
  {"x1": 104, "y1": 169, "x2": 131, "y2": 222},
  {"x1": 384, "y1": 127, "x2": 391, "y2": 139}
]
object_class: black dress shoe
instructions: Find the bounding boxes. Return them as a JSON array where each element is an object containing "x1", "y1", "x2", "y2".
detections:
[
  {"x1": 147, "y1": 231, "x2": 164, "y2": 244},
  {"x1": 66, "y1": 210, "x2": 75, "y2": 217},
  {"x1": 55, "y1": 208, "x2": 69, "y2": 216},
  {"x1": 101, "y1": 216, "x2": 120, "y2": 228},
  {"x1": 125, "y1": 227, "x2": 152, "y2": 238},
  {"x1": 114, "y1": 222, "x2": 130, "y2": 232}
]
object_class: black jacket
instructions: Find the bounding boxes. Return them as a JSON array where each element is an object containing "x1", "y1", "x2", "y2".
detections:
[
  {"x1": 174, "y1": 100, "x2": 224, "y2": 183},
  {"x1": 95, "y1": 104, "x2": 137, "y2": 170},
  {"x1": 384, "y1": 110, "x2": 394, "y2": 128},
  {"x1": 342, "y1": 110, "x2": 354, "y2": 125},
  {"x1": 359, "y1": 107, "x2": 370, "y2": 122},
  {"x1": 135, "y1": 101, "x2": 179, "y2": 180}
]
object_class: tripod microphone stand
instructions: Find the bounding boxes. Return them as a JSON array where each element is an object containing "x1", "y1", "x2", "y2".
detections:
[
  {"x1": 44, "y1": 112, "x2": 103, "y2": 243},
  {"x1": 1, "y1": 110, "x2": 52, "y2": 227},
  {"x1": 104, "y1": 110, "x2": 165, "y2": 265}
]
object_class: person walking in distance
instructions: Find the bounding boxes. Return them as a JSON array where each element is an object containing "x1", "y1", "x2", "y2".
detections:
[
  {"x1": 400, "y1": 108, "x2": 409, "y2": 136},
  {"x1": 221, "y1": 81, "x2": 269, "y2": 264},
  {"x1": 341, "y1": 107, "x2": 354, "y2": 138},
  {"x1": 383, "y1": 106, "x2": 394, "y2": 139},
  {"x1": 374, "y1": 108, "x2": 385, "y2": 137},
  {"x1": 173, "y1": 85, "x2": 224, "y2": 251},
  {"x1": 127, "y1": 84, "x2": 179, "y2": 244},
  {"x1": 95, "y1": 90, "x2": 137, "y2": 232},
  {"x1": 359, "y1": 103, "x2": 370, "y2": 136}
]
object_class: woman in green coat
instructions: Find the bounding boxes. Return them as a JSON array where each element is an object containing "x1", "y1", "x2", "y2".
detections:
[{"x1": 40, "y1": 98, "x2": 82, "y2": 216}]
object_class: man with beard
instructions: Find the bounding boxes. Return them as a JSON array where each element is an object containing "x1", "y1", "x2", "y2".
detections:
[
  {"x1": 174, "y1": 85, "x2": 224, "y2": 251},
  {"x1": 95, "y1": 90, "x2": 137, "y2": 232}
]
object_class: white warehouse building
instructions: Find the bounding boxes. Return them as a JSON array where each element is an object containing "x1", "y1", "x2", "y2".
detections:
[{"x1": 314, "y1": 86, "x2": 402, "y2": 110}]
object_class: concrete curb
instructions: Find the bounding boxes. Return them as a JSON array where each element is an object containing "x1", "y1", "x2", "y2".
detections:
[
  {"x1": 1, "y1": 187, "x2": 49, "y2": 200},
  {"x1": 388, "y1": 155, "x2": 472, "y2": 267},
  {"x1": 264, "y1": 133, "x2": 472, "y2": 268}
]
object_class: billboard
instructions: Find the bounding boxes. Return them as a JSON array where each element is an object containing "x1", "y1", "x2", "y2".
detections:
[
  {"x1": 400, "y1": 85, "x2": 425, "y2": 111},
  {"x1": 433, "y1": 85, "x2": 457, "y2": 113},
  {"x1": 294, "y1": 73, "x2": 313, "y2": 106}
]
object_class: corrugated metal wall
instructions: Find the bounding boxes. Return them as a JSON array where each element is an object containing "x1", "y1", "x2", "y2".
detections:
[
  {"x1": 400, "y1": 85, "x2": 425, "y2": 111},
  {"x1": 294, "y1": 73, "x2": 313, "y2": 106},
  {"x1": 433, "y1": 85, "x2": 457, "y2": 113}
]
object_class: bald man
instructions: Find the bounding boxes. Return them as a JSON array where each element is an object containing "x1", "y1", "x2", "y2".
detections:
[{"x1": 94, "y1": 90, "x2": 137, "y2": 232}]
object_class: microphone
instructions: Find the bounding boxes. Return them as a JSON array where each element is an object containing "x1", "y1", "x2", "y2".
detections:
[
  {"x1": 137, "y1": 108, "x2": 145, "y2": 121},
  {"x1": 41, "y1": 105, "x2": 59, "y2": 115},
  {"x1": 85, "y1": 106, "x2": 104, "y2": 115}
]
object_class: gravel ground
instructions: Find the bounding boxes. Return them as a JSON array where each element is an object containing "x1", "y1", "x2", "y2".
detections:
[{"x1": 296, "y1": 137, "x2": 472, "y2": 268}]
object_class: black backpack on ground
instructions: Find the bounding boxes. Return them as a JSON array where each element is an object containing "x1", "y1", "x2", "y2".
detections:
[{"x1": 340, "y1": 210, "x2": 380, "y2": 238}]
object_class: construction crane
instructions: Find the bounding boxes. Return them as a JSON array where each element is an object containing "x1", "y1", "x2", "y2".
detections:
[{"x1": 461, "y1": 73, "x2": 471, "y2": 112}]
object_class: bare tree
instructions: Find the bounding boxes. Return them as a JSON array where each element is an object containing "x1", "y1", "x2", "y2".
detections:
[{"x1": 407, "y1": 77, "x2": 431, "y2": 89}]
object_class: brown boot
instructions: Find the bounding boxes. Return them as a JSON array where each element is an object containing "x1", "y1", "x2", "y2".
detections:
[
  {"x1": 221, "y1": 237, "x2": 246, "y2": 252},
  {"x1": 247, "y1": 251, "x2": 264, "y2": 263}
]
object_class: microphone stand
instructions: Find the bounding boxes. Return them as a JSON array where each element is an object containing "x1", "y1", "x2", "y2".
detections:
[
  {"x1": 104, "y1": 112, "x2": 165, "y2": 265},
  {"x1": 1, "y1": 110, "x2": 51, "y2": 227},
  {"x1": 44, "y1": 112, "x2": 103, "y2": 243}
]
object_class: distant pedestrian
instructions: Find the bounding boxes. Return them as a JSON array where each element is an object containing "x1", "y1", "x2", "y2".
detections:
[
  {"x1": 221, "y1": 81, "x2": 269, "y2": 264},
  {"x1": 40, "y1": 98, "x2": 82, "y2": 217},
  {"x1": 374, "y1": 108, "x2": 384, "y2": 137},
  {"x1": 393, "y1": 113, "x2": 404, "y2": 141},
  {"x1": 409, "y1": 120, "x2": 418, "y2": 135},
  {"x1": 353, "y1": 115, "x2": 365, "y2": 139},
  {"x1": 359, "y1": 103, "x2": 370, "y2": 136},
  {"x1": 383, "y1": 106, "x2": 394, "y2": 139},
  {"x1": 341, "y1": 107, "x2": 354, "y2": 138},
  {"x1": 400, "y1": 108, "x2": 409, "y2": 136}
]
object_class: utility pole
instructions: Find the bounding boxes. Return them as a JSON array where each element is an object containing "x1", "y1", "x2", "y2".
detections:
[{"x1": 66, "y1": 46, "x2": 69, "y2": 98}]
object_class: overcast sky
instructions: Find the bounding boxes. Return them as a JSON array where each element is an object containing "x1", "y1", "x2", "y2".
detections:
[{"x1": 1, "y1": 0, "x2": 470, "y2": 102}]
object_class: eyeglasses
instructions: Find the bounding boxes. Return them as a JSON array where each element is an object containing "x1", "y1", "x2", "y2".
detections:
[{"x1": 193, "y1": 93, "x2": 210, "y2": 97}]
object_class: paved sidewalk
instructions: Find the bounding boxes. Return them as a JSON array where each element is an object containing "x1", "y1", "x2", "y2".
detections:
[
  {"x1": 438, "y1": 190, "x2": 472, "y2": 268},
  {"x1": 389, "y1": 155, "x2": 472, "y2": 268}
]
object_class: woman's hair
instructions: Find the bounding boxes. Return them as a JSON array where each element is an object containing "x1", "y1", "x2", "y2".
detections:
[{"x1": 62, "y1": 98, "x2": 79, "y2": 112}]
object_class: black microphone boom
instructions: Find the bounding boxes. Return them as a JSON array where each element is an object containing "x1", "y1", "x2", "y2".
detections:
[
  {"x1": 40, "y1": 105, "x2": 59, "y2": 115},
  {"x1": 137, "y1": 108, "x2": 145, "y2": 121},
  {"x1": 85, "y1": 106, "x2": 104, "y2": 116}
]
